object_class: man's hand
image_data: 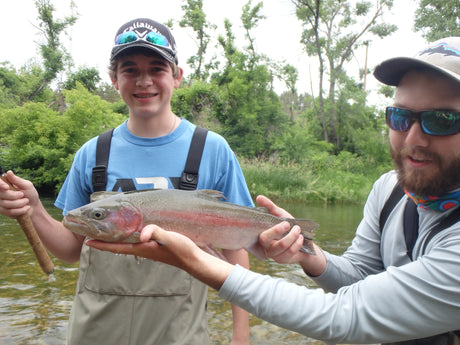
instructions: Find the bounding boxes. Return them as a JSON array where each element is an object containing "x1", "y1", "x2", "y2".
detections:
[
  {"x1": 87, "y1": 224, "x2": 199, "y2": 267},
  {"x1": 255, "y1": 195, "x2": 327, "y2": 276}
]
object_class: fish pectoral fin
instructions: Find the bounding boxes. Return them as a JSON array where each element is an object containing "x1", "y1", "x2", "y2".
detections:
[
  {"x1": 202, "y1": 244, "x2": 228, "y2": 261},
  {"x1": 245, "y1": 243, "x2": 268, "y2": 261},
  {"x1": 254, "y1": 206, "x2": 270, "y2": 214}
]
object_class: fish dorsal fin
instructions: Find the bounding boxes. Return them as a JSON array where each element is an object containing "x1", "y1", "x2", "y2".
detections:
[
  {"x1": 254, "y1": 206, "x2": 270, "y2": 214},
  {"x1": 91, "y1": 189, "x2": 162, "y2": 202},
  {"x1": 123, "y1": 188, "x2": 162, "y2": 195},
  {"x1": 90, "y1": 191, "x2": 120, "y2": 202},
  {"x1": 197, "y1": 189, "x2": 227, "y2": 201}
]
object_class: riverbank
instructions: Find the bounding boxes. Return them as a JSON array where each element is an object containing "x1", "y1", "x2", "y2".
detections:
[{"x1": 240, "y1": 154, "x2": 392, "y2": 203}]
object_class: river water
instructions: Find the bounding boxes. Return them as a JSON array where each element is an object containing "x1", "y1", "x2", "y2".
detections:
[{"x1": 0, "y1": 198, "x2": 364, "y2": 345}]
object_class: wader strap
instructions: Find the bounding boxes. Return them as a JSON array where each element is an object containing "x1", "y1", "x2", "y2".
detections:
[
  {"x1": 179, "y1": 127, "x2": 208, "y2": 190},
  {"x1": 91, "y1": 126, "x2": 208, "y2": 192},
  {"x1": 92, "y1": 128, "x2": 114, "y2": 192}
]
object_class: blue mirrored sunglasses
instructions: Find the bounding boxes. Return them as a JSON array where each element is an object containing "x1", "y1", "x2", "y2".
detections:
[
  {"x1": 115, "y1": 30, "x2": 171, "y2": 50},
  {"x1": 385, "y1": 106, "x2": 460, "y2": 136}
]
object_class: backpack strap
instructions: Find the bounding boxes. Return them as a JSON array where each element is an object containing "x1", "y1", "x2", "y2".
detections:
[
  {"x1": 92, "y1": 128, "x2": 114, "y2": 192},
  {"x1": 379, "y1": 183, "x2": 419, "y2": 260},
  {"x1": 379, "y1": 184, "x2": 405, "y2": 232},
  {"x1": 403, "y1": 198, "x2": 419, "y2": 260},
  {"x1": 179, "y1": 126, "x2": 208, "y2": 190},
  {"x1": 421, "y1": 204, "x2": 460, "y2": 254}
]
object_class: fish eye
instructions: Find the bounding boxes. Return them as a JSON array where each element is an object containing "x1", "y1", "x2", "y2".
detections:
[{"x1": 91, "y1": 209, "x2": 106, "y2": 220}]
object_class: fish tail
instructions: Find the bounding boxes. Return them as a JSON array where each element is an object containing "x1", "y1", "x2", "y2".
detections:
[
  {"x1": 290, "y1": 219, "x2": 317, "y2": 239},
  {"x1": 288, "y1": 218, "x2": 317, "y2": 256},
  {"x1": 299, "y1": 236, "x2": 316, "y2": 255}
]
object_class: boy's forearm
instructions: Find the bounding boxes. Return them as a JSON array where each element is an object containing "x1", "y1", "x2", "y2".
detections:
[
  {"x1": 230, "y1": 304, "x2": 250, "y2": 344},
  {"x1": 30, "y1": 203, "x2": 84, "y2": 263},
  {"x1": 222, "y1": 249, "x2": 250, "y2": 344}
]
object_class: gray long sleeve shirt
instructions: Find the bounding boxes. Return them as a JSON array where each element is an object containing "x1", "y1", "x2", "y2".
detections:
[{"x1": 219, "y1": 171, "x2": 460, "y2": 344}]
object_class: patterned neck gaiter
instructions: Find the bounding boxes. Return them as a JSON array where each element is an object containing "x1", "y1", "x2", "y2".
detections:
[{"x1": 405, "y1": 189, "x2": 460, "y2": 212}]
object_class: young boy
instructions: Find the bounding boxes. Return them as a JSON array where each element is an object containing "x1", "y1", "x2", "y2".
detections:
[{"x1": 0, "y1": 18, "x2": 252, "y2": 344}]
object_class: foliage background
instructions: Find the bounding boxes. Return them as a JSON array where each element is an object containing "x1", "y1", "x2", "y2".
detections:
[{"x1": 1, "y1": 0, "x2": 451, "y2": 202}]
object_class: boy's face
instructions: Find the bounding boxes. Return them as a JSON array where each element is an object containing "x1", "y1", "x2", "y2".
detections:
[{"x1": 111, "y1": 53, "x2": 183, "y2": 119}]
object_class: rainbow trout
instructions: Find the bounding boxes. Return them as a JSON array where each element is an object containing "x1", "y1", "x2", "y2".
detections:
[{"x1": 63, "y1": 189, "x2": 318, "y2": 258}]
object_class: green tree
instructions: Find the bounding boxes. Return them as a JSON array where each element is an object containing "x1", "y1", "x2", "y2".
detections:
[
  {"x1": 30, "y1": 0, "x2": 77, "y2": 99},
  {"x1": 95, "y1": 82, "x2": 125, "y2": 108},
  {"x1": 179, "y1": 0, "x2": 217, "y2": 81},
  {"x1": 62, "y1": 66, "x2": 102, "y2": 92},
  {"x1": 413, "y1": 0, "x2": 460, "y2": 41},
  {"x1": 172, "y1": 80, "x2": 220, "y2": 129},
  {"x1": 241, "y1": 0, "x2": 266, "y2": 69},
  {"x1": 0, "y1": 84, "x2": 125, "y2": 193},
  {"x1": 292, "y1": 0, "x2": 396, "y2": 148},
  {"x1": 212, "y1": 10, "x2": 288, "y2": 157},
  {"x1": 275, "y1": 64, "x2": 299, "y2": 122},
  {"x1": 0, "y1": 62, "x2": 53, "y2": 107},
  {"x1": 0, "y1": 63, "x2": 26, "y2": 108}
]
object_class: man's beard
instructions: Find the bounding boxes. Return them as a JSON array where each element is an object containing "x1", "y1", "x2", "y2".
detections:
[{"x1": 391, "y1": 146, "x2": 460, "y2": 196}]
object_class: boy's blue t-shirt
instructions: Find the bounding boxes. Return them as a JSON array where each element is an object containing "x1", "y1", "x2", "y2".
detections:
[{"x1": 55, "y1": 118, "x2": 254, "y2": 213}]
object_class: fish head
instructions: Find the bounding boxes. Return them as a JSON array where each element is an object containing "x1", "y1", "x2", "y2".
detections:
[{"x1": 63, "y1": 199, "x2": 144, "y2": 242}]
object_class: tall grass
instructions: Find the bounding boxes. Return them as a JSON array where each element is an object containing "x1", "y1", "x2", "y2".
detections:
[{"x1": 240, "y1": 153, "x2": 392, "y2": 204}]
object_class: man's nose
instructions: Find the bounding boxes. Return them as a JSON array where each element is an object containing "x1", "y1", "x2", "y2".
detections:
[{"x1": 404, "y1": 120, "x2": 429, "y2": 147}]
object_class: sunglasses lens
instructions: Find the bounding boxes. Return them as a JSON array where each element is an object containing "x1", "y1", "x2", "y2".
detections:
[
  {"x1": 386, "y1": 107, "x2": 460, "y2": 136},
  {"x1": 115, "y1": 31, "x2": 138, "y2": 45},
  {"x1": 115, "y1": 31, "x2": 170, "y2": 49},
  {"x1": 386, "y1": 107, "x2": 413, "y2": 131},
  {"x1": 145, "y1": 32, "x2": 169, "y2": 47},
  {"x1": 422, "y1": 111, "x2": 460, "y2": 136}
]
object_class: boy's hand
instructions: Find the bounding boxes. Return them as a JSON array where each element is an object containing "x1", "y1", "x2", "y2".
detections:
[{"x1": 0, "y1": 171, "x2": 38, "y2": 218}]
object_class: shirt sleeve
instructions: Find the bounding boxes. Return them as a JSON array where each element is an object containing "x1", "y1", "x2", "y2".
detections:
[
  {"x1": 54, "y1": 138, "x2": 97, "y2": 214},
  {"x1": 219, "y1": 238, "x2": 460, "y2": 344},
  {"x1": 201, "y1": 130, "x2": 254, "y2": 208}
]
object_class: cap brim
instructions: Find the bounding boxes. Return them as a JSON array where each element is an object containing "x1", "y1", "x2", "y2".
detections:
[
  {"x1": 373, "y1": 56, "x2": 460, "y2": 86},
  {"x1": 111, "y1": 42, "x2": 177, "y2": 64}
]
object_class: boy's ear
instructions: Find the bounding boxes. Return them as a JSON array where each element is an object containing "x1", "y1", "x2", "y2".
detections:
[
  {"x1": 174, "y1": 67, "x2": 184, "y2": 88},
  {"x1": 111, "y1": 76, "x2": 119, "y2": 90}
]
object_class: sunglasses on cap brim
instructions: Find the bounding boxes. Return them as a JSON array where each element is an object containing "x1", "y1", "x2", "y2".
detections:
[{"x1": 115, "y1": 30, "x2": 174, "y2": 53}]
